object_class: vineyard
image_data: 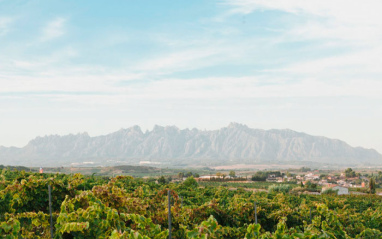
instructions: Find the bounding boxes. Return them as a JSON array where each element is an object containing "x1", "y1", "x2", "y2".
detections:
[
  {"x1": 198, "y1": 181, "x2": 298, "y2": 190},
  {"x1": 1, "y1": 169, "x2": 382, "y2": 238}
]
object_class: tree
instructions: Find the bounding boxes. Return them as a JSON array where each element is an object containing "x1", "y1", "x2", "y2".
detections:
[
  {"x1": 369, "y1": 177, "x2": 376, "y2": 194},
  {"x1": 299, "y1": 167, "x2": 311, "y2": 172},
  {"x1": 345, "y1": 168, "x2": 356, "y2": 178},
  {"x1": 146, "y1": 177, "x2": 156, "y2": 183},
  {"x1": 178, "y1": 172, "x2": 184, "y2": 179},
  {"x1": 183, "y1": 176, "x2": 198, "y2": 188},
  {"x1": 158, "y1": 176, "x2": 166, "y2": 184},
  {"x1": 251, "y1": 171, "x2": 267, "y2": 181},
  {"x1": 229, "y1": 171, "x2": 236, "y2": 178},
  {"x1": 166, "y1": 176, "x2": 172, "y2": 184}
]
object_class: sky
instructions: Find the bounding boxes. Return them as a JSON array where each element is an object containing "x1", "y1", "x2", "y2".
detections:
[{"x1": 0, "y1": 0, "x2": 381, "y2": 153}]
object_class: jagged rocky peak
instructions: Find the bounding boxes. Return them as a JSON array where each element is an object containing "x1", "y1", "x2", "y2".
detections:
[
  {"x1": 227, "y1": 122, "x2": 248, "y2": 129},
  {"x1": 76, "y1": 132, "x2": 90, "y2": 138},
  {"x1": 128, "y1": 125, "x2": 143, "y2": 135},
  {"x1": 152, "y1": 125, "x2": 164, "y2": 132},
  {"x1": 114, "y1": 126, "x2": 143, "y2": 135},
  {"x1": 164, "y1": 125, "x2": 180, "y2": 133},
  {"x1": 0, "y1": 123, "x2": 381, "y2": 166},
  {"x1": 151, "y1": 125, "x2": 180, "y2": 135},
  {"x1": 28, "y1": 134, "x2": 62, "y2": 145},
  {"x1": 130, "y1": 125, "x2": 142, "y2": 131},
  {"x1": 268, "y1": 128, "x2": 305, "y2": 137}
]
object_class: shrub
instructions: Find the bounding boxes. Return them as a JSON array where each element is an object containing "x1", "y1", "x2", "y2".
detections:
[
  {"x1": 321, "y1": 188, "x2": 338, "y2": 195},
  {"x1": 183, "y1": 176, "x2": 198, "y2": 189},
  {"x1": 268, "y1": 184, "x2": 292, "y2": 193}
]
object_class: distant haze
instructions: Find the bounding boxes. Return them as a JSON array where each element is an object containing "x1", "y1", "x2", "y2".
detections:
[
  {"x1": 0, "y1": 123, "x2": 380, "y2": 167},
  {"x1": 1, "y1": 1, "x2": 381, "y2": 154}
]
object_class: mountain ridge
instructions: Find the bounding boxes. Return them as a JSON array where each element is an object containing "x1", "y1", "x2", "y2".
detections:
[{"x1": 0, "y1": 123, "x2": 381, "y2": 166}]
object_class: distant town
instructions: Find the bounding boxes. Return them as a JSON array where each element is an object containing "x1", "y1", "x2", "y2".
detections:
[
  {"x1": 8, "y1": 164, "x2": 381, "y2": 196},
  {"x1": 185, "y1": 167, "x2": 381, "y2": 196}
]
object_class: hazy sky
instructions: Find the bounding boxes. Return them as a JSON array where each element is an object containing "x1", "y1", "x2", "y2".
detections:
[{"x1": 0, "y1": 0, "x2": 381, "y2": 153}]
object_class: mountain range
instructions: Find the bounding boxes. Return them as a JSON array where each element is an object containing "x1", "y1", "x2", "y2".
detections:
[{"x1": 0, "y1": 123, "x2": 381, "y2": 167}]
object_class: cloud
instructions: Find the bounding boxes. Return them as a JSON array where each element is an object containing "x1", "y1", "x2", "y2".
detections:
[
  {"x1": 1, "y1": 1, "x2": 381, "y2": 104},
  {"x1": 133, "y1": 47, "x2": 220, "y2": 75},
  {"x1": 2, "y1": 73, "x2": 380, "y2": 105},
  {"x1": 223, "y1": 0, "x2": 382, "y2": 44},
  {"x1": 41, "y1": 17, "x2": 66, "y2": 41},
  {"x1": 0, "y1": 17, "x2": 12, "y2": 36},
  {"x1": 276, "y1": 47, "x2": 382, "y2": 75},
  {"x1": 130, "y1": 31, "x2": 274, "y2": 77},
  {"x1": 224, "y1": 0, "x2": 382, "y2": 23},
  {"x1": 220, "y1": 0, "x2": 382, "y2": 100},
  {"x1": 123, "y1": 76, "x2": 382, "y2": 100}
]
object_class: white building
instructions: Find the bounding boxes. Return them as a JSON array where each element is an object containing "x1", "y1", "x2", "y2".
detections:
[{"x1": 333, "y1": 186, "x2": 349, "y2": 195}]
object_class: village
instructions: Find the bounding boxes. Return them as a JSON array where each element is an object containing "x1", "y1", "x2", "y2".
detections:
[
  {"x1": 266, "y1": 172, "x2": 360, "y2": 195},
  {"x1": 263, "y1": 167, "x2": 381, "y2": 195},
  {"x1": 189, "y1": 167, "x2": 382, "y2": 196}
]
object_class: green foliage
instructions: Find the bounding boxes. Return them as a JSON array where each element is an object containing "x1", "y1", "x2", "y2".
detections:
[
  {"x1": 369, "y1": 177, "x2": 376, "y2": 194},
  {"x1": 1, "y1": 168, "x2": 382, "y2": 238},
  {"x1": 185, "y1": 215, "x2": 233, "y2": 238},
  {"x1": 321, "y1": 188, "x2": 338, "y2": 195},
  {"x1": 157, "y1": 176, "x2": 166, "y2": 184},
  {"x1": 0, "y1": 218, "x2": 21, "y2": 237},
  {"x1": 244, "y1": 223, "x2": 261, "y2": 239},
  {"x1": 251, "y1": 171, "x2": 282, "y2": 181},
  {"x1": 178, "y1": 171, "x2": 200, "y2": 179},
  {"x1": 55, "y1": 191, "x2": 168, "y2": 238},
  {"x1": 304, "y1": 181, "x2": 318, "y2": 189},
  {"x1": 291, "y1": 186, "x2": 320, "y2": 194},
  {"x1": 183, "y1": 176, "x2": 198, "y2": 189},
  {"x1": 268, "y1": 184, "x2": 292, "y2": 194},
  {"x1": 345, "y1": 168, "x2": 356, "y2": 178},
  {"x1": 298, "y1": 167, "x2": 311, "y2": 172}
]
